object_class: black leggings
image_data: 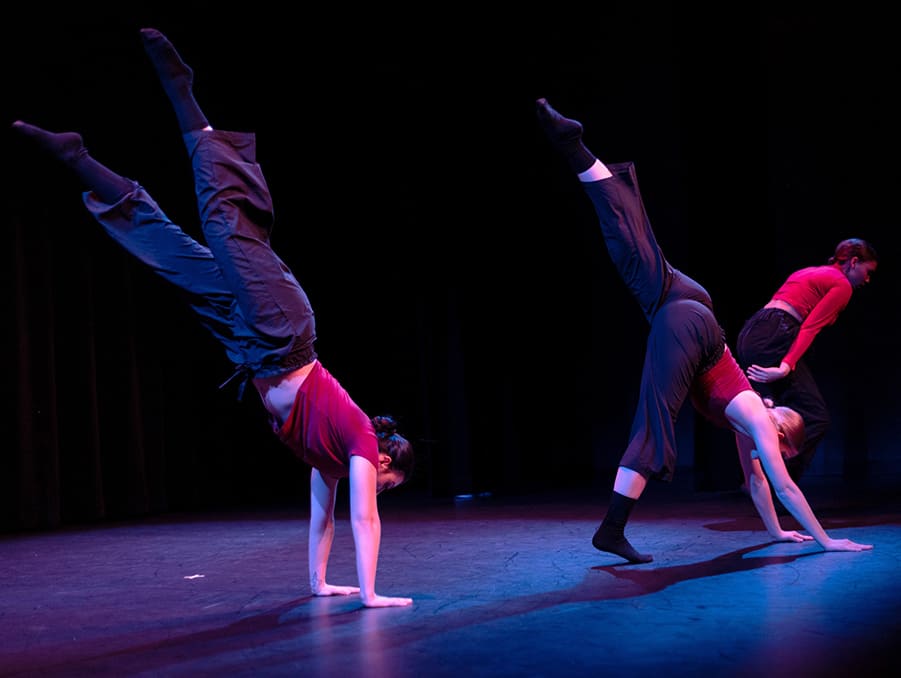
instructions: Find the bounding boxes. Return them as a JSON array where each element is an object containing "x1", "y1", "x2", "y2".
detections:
[{"x1": 736, "y1": 307, "x2": 829, "y2": 479}]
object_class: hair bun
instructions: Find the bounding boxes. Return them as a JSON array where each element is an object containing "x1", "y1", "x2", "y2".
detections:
[{"x1": 371, "y1": 414, "x2": 398, "y2": 438}]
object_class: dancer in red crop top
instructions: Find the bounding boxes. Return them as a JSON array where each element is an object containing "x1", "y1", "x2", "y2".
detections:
[
  {"x1": 737, "y1": 239, "x2": 878, "y2": 482},
  {"x1": 536, "y1": 98, "x2": 872, "y2": 563},
  {"x1": 13, "y1": 29, "x2": 414, "y2": 608}
]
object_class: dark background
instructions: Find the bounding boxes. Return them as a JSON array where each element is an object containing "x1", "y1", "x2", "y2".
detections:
[{"x1": 3, "y1": 4, "x2": 899, "y2": 531}]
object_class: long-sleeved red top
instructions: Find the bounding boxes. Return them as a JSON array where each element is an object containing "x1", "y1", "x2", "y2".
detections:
[{"x1": 770, "y1": 264, "x2": 851, "y2": 370}]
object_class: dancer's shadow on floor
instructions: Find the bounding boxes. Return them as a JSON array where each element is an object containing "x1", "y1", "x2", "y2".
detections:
[
  {"x1": 2, "y1": 595, "x2": 373, "y2": 676},
  {"x1": 24, "y1": 543, "x2": 845, "y2": 675},
  {"x1": 590, "y1": 541, "x2": 820, "y2": 595}
]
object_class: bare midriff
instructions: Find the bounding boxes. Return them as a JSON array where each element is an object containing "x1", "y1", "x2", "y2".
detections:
[
  {"x1": 764, "y1": 298, "x2": 802, "y2": 322},
  {"x1": 253, "y1": 359, "x2": 318, "y2": 428}
]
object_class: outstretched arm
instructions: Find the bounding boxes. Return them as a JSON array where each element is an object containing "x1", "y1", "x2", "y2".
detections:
[
  {"x1": 348, "y1": 456, "x2": 413, "y2": 608},
  {"x1": 309, "y1": 469, "x2": 359, "y2": 597},
  {"x1": 727, "y1": 391, "x2": 872, "y2": 552},
  {"x1": 735, "y1": 432, "x2": 812, "y2": 542}
]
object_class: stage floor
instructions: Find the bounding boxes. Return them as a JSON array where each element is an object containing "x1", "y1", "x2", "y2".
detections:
[{"x1": 2, "y1": 476, "x2": 900, "y2": 677}]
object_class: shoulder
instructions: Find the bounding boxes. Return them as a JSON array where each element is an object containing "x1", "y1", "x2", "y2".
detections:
[
  {"x1": 817, "y1": 265, "x2": 850, "y2": 285},
  {"x1": 822, "y1": 268, "x2": 853, "y2": 299},
  {"x1": 806, "y1": 266, "x2": 852, "y2": 297}
]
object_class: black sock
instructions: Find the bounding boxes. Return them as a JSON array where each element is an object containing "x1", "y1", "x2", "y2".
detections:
[
  {"x1": 12, "y1": 121, "x2": 132, "y2": 203},
  {"x1": 140, "y1": 28, "x2": 210, "y2": 133},
  {"x1": 12, "y1": 120, "x2": 85, "y2": 164},
  {"x1": 535, "y1": 98, "x2": 597, "y2": 174},
  {"x1": 592, "y1": 491, "x2": 653, "y2": 564}
]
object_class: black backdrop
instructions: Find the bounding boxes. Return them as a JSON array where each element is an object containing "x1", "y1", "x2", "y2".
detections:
[{"x1": 3, "y1": 5, "x2": 899, "y2": 531}]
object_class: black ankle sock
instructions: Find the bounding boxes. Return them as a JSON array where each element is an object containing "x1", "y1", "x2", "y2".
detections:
[
  {"x1": 12, "y1": 120, "x2": 133, "y2": 203},
  {"x1": 592, "y1": 525, "x2": 654, "y2": 564},
  {"x1": 140, "y1": 28, "x2": 210, "y2": 133},
  {"x1": 591, "y1": 491, "x2": 653, "y2": 564},
  {"x1": 535, "y1": 98, "x2": 597, "y2": 174}
]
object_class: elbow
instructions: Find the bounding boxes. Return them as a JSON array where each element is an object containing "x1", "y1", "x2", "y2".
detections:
[
  {"x1": 748, "y1": 473, "x2": 767, "y2": 494},
  {"x1": 351, "y1": 510, "x2": 380, "y2": 533},
  {"x1": 309, "y1": 511, "x2": 334, "y2": 535},
  {"x1": 772, "y1": 481, "x2": 801, "y2": 506}
]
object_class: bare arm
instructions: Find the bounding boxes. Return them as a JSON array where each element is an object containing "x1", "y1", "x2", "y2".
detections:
[
  {"x1": 348, "y1": 455, "x2": 412, "y2": 608},
  {"x1": 726, "y1": 391, "x2": 871, "y2": 552},
  {"x1": 309, "y1": 468, "x2": 359, "y2": 597},
  {"x1": 735, "y1": 431, "x2": 812, "y2": 542}
]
